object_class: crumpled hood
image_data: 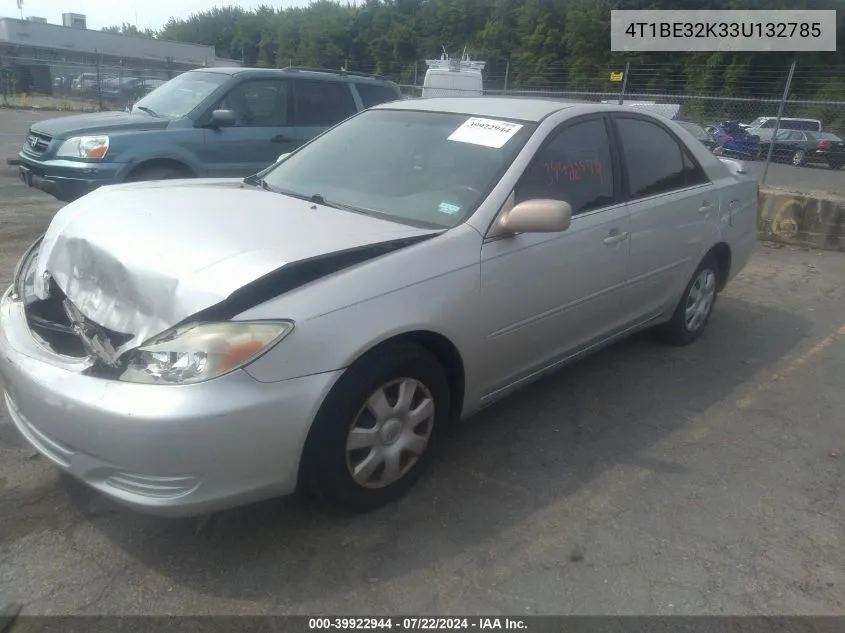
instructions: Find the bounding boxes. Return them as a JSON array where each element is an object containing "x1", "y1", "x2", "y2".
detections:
[{"x1": 33, "y1": 180, "x2": 437, "y2": 353}]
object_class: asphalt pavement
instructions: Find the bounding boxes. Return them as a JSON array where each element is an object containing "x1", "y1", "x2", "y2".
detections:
[{"x1": 1, "y1": 108, "x2": 845, "y2": 617}]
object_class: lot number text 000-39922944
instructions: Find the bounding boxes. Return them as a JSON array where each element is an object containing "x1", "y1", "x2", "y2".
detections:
[{"x1": 610, "y1": 9, "x2": 837, "y2": 52}]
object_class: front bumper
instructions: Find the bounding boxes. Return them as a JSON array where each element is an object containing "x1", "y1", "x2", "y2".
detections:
[
  {"x1": 17, "y1": 154, "x2": 127, "y2": 202},
  {"x1": 0, "y1": 287, "x2": 341, "y2": 517}
]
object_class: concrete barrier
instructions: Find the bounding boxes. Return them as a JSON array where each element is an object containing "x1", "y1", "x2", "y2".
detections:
[{"x1": 759, "y1": 186, "x2": 845, "y2": 252}]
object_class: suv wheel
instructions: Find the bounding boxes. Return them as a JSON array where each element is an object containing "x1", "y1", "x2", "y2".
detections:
[{"x1": 128, "y1": 165, "x2": 189, "y2": 182}]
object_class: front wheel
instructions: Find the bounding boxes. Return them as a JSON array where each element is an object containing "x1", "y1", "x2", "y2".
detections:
[
  {"x1": 792, "y1": 149, "x2": 806, "y2": 167},
  {"x1": 302, "y1": 342, "x2": 450, "y2": 513},
  {"x1": 654, "y1": 253, "x2": 720, "y2": 346}
]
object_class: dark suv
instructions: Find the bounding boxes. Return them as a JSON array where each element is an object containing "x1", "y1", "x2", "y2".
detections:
[{"x1": 18, "y1": 66, "x2": 404, "y2": 202}]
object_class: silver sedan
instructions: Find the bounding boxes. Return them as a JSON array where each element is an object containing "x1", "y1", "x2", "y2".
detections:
[{"x1": 0, "y1": 98, "x2": 759, "y2": 516}]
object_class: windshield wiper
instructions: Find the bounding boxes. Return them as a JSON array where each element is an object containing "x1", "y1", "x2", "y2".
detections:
[
  {"x1": 133, "y1": 105, "x2": 161, "y2": 118},
  {"x1": 243, "y1": 174, "x2": 274, "y2": 191}
]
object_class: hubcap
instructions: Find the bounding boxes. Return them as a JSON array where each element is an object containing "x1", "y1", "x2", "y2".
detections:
[
  {"x1": 345, "y1": 377, "x2": 435, "y2": 489},
  {"x1": 793, "y1": 151, "x2": 804, "y2": 166},
  {"x1": 684, "y1": 268, "x2": 716, "y2": 332}
]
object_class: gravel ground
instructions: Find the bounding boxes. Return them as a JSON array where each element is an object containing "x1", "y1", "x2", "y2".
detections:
[{"x1": 1, "y1": 108, "x2": 844, "y2": 617}]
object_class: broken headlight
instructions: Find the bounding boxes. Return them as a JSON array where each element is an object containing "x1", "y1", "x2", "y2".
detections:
[
  {"x1": 12, "y1": 236, "x2": 43, "y2": 303},
  {"x1": 119, "y1": 321, "x2": 294, "y2": 385}
]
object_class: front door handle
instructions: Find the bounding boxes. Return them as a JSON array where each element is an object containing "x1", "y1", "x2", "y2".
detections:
[
  {"x1": 603, "y1": 231, "x2": 629, "y2": 246},
  {"x1": 271, "y1": 134, "x2": 293, "y2": 144}
]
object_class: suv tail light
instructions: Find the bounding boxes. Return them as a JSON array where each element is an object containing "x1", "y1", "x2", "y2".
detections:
[
  {"x1": 723, "y1": 135, "x2": 735, "y2": 143},
  {"x1": 817, "y1": 140, "x2": 832, "y2": 150}
]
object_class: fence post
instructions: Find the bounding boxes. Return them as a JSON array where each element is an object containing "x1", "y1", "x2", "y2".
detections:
[
  {"x1": 618, "y1": 61, "x2": 631, "y2": 105},
  {"x1": 503, "y1": 58, "x2": 510, "y2": 95},
  {"x1": 413, "y1": 61, "x2": 418, "y2": 89},
  {"x1": 762, "y1": 59, "x2": 797, "y2": 185},
  {"x1": 95, "y1": 49, "x2": 103, "y2": 111}
]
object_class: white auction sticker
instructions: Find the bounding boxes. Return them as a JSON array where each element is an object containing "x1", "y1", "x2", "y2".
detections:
[{"x1": 448, "y1": 117, "x2": 524, "y2": 149}]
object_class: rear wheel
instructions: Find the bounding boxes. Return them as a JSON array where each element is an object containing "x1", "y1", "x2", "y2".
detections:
[
  {"x1": 654, "y1": 253, "x2": 720, "y2": 347},
  {"x1": 828, "y1": 160, "x2": 844, "y2": 170},
  {"x1": 302, "y1": 342, "x2": 450, "y2": 513}
]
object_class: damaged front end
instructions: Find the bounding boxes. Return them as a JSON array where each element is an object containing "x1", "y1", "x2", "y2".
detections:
[
  {"x1": 12, "y1": 235, "x2": 295, "y2": 384},
  {"x1": 11, "y1": 229, "x2": 435, "y2": 386},
  {"x1": 14, "y1": 235, "x2": 140, "y2": 372}
]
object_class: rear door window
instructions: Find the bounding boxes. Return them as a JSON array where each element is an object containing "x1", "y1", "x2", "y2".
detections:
[
  {"x1": 294, "y1": 80, "x2": 358, "y2": 126},
  {"x1": 615, "y1": 116, "x2": 708, "y2": 199},
  {"x1": 355, "y1": 82, "x2": 401, "y2": 108}
]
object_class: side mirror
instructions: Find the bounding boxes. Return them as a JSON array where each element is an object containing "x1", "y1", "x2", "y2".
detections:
[
  {"x1": 498, "y1": 199, "x2": 572, "y2": 234},
  {"x1": 209, "y1": 109, "x2": 236, "y2": 128}
]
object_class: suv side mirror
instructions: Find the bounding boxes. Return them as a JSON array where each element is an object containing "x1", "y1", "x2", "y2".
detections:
[
  {"x1": 209, "y1": 109, "x2": 236, "y2": 128},
  {"x1": 499, "y1": 199, "x2": 572, "y2": 234}
]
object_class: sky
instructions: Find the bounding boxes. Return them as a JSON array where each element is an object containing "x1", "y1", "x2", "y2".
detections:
[{"x1": 5, "y1": 0, "x2": 306, "y2": 31}]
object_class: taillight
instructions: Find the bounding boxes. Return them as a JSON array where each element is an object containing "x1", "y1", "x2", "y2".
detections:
[
  {"x1": 817, "y1": 140, "x2": 832, "y2": 150},
  {"x1": 723, "y1": 135, "x2": 734, "y2": 143}
]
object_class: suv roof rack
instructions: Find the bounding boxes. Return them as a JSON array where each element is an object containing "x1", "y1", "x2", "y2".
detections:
[{"x1": 284, "y1": 66, "x2": 389, "y2": 81}]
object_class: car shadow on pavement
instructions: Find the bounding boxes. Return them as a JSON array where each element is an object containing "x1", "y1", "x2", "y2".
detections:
[{"x1": 43, "y1": 295, "x2": 809, "y2": 605}]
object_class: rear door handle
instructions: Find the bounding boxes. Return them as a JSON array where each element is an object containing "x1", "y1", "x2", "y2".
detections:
[{"x1": 603, "y1": 231, "x2": 629, "y2": 246}]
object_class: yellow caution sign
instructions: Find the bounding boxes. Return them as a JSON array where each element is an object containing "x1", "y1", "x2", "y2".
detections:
[{"x1": 609, "y1": 71, "x2": 624, "y2": 82}]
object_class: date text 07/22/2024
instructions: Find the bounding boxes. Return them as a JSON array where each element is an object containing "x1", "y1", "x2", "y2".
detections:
[{"x1": 307, "y1": 618, "x2": 528, "y2": 631}]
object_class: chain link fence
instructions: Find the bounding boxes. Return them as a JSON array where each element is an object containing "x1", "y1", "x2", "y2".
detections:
[
  {"x1": 0, "y1": 54, "x2": 196, "y2": 111},
  {"x1": 3, "y1": 55, "x2": 844, "y2": 187}
]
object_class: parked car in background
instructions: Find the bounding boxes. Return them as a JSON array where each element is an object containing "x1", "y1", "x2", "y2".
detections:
[
  {"x1": 17, "y1": 66, "x2": 404, "y2": 202},
  {"x1": 2, "y1": 99, "x2": 758, "y2": 517},
  {"x1": 759, "y1": 129, "x2": 845, "y2": 168},
  {"x1": 744, "y1": 116, "x2": 823, "y2": 146},
  {"x1": 675, "y1": 120, "x2": 719, "y2": 151},
  {"x1": 602, "y1": 100, "x2": 682, "y2": 120},
  {"x1": 100, "y1": 76, "x2": 143, "y2": 103},
  {"x1": 71, "y1": 73, "x2": 99, "y2": 96},
  {"x1": 711, "y1": 121, "x2": 760, "y2": 160}
]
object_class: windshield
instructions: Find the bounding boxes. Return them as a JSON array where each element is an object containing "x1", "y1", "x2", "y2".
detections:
[
  {"x1": 262, "y1": 109, "x2": 536, "y2": 229},
  {"x1": 748, "y1": 117, "x2": 767, "y2": 128},
  {"x1": 132, "y1": 71, "x2": 229, "y2": 119}
]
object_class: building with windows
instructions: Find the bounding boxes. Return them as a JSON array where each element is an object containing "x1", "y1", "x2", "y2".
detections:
[{"x1": 0, "y1": 16, "x2": 239, "y2": 96}]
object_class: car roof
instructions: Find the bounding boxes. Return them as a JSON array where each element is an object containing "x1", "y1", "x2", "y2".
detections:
[
  {"x1": 188, "y1": 66, "x2": 397, "y2": 84},
  {"x1": 373, "y1": 97, "x2": 661, "y2": 123},
  {"x1": 757, "y1": 116, "x2": 821, "y2": 122}
]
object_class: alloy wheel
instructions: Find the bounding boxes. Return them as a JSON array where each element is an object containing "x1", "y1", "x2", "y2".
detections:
[{"x1": 684, "y1": 268, "x2": 716, "y2": 333}]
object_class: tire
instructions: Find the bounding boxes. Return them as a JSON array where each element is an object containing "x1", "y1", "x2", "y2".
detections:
[
  {"x1": 792, "y1": 149, "x2": 806, "y2": 167},
  {"x1": 654, "y1": 253, "x2": 720, "y2": 346},
  {"x1": 127, "y1": 165, "x2": 189, "y2": 182},
  {"x1": 302, "y1": 342, "x2": 450, "y2": 513},
  {"x1": 828, "y1": 160, "x2": 844, "y2": 170}
]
